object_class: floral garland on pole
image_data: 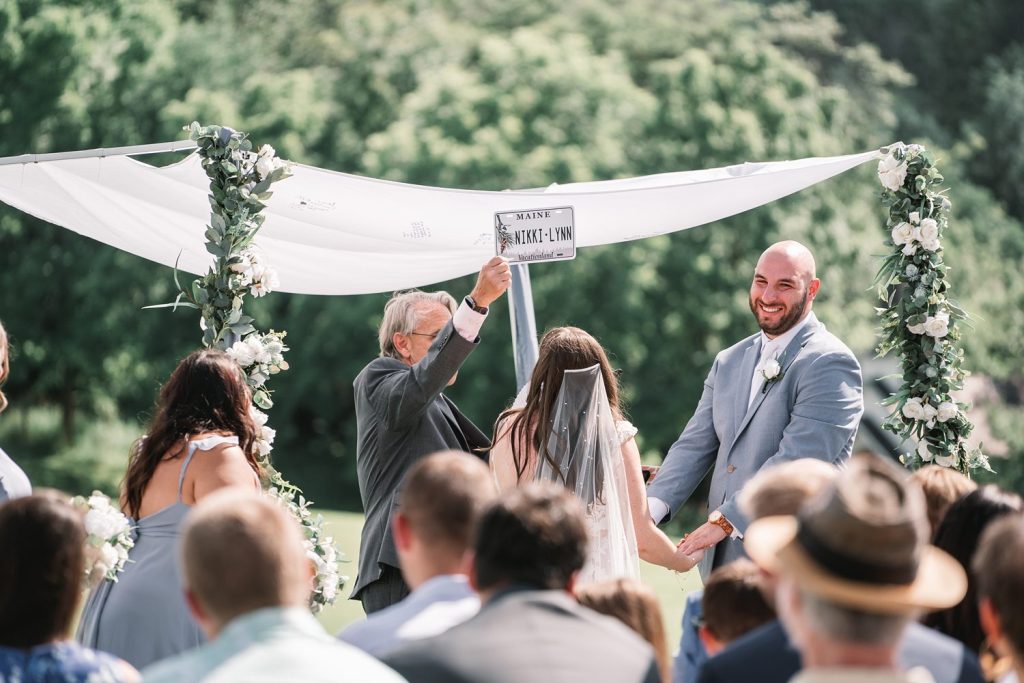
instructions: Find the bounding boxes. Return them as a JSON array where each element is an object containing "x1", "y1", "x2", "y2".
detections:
[
  {"x1": 874, "y1": 142, "x2": 990, "y2": 474},
  {"x1": 153, "y1": 122, "x2": 342, "y2": 611}
]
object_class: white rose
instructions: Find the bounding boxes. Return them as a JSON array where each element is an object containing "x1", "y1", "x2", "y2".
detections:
[
  {"x1": 934, "y1": 450, "x2": 960, "y2": 469},
  {"x1": 908, "y1": 211, "x2": 920, "y2": 225},
  {"x1": 906, "y1": 144, "x2": 924, "y2": 157},
  {"x1": 902, "y1": 397, "x2": 926, "y2": 421},
  {"x1": 84, "y1": 508, "x2": 121, "y2": 540},
  {"x1": 257, "y1": 438, "x2": 273, "y2": 458},
  {"x1": 226, "y1": 340, "x2": 257, "y2": 367},
  {"x1": 916, "y1": 440, "x2": 935, "y2": 462},
  {"x1": 250, "y1": 407, "x2": 269, "y2": 427},
  {"x1": 901, "y1": 242, "x2": 918, "y2": 256},
  {"x1": 255, "y1": 155, "x2": 276, "y2": 180},
  {"x1": 906, "y1": 321, "x2": 927, "y2": 335},
  {"x1": 921, "y1": 402, "x2": 937, "y2": 422},
  {"x1": 923, "y1": 312, "x2": 950, "y2": 339},
  {"x1": 920, "y1": 238, "x2": 940, "y2": 252},
  {"x1": 250, "y1": 266, "x2": 280, "y2": 298},
  {"x1": 760, "y1": 359, "x2": 781, "y2": 381},
  {"x1": 937, "y1": 402, "x2": 958, "y2": 423},
  {"x1": 877, "y1": 155, "x2": 908, "y2": 191},
  {"x1": 249, "y1": 371, "x2": 269, "y2": 387},
  {"x1": 244, "y1": 336, "x2": 271, "y2": 365},
  {"x1": 918, "y1": 218, "x2": 939, "y2": 242},
  {"x1": 261, "y1": 425, "x2": 276, "y2": 446},
  {"x1": 100, "y1": 543, "x2": 119, "y2": 572},
  {"x1": 258, "y1": 144, "x2": 276, "y2": 159},
  {"x1": 891, "y1": 222, "x2": 914, "y2": 246}
]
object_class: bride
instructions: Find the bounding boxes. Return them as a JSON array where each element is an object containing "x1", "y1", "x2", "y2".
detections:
[{"x1": 489, "y1": 327, "x2": 701, "y2": 583}]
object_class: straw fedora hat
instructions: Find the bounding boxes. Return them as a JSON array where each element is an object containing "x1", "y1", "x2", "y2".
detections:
[{"x1": 745, "y1": 453, "x2": 967, "y2": 614}]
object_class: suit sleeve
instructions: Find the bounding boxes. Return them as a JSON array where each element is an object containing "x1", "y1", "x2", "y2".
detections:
[
  {"x1": 645, "y1": 356, "x2": 721, "y2": 518},
  {"x1": 365, "y1": 320, "x2": 479, "y2": 432},
  {"x1": 718, "y1": 349, "x2": 863, "y2": 533}
]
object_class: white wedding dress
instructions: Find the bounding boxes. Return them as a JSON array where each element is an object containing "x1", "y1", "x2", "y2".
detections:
[{"x1": 500, "y1": 368, "x2": 641, "y2": 585}]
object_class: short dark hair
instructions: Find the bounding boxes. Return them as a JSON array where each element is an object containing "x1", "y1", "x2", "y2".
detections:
[
  {"x1": 399, "y1": 451, "x2": 496, "y2": 558},
  {"x1": 473, "y1": 482, "x2": 587, "y2": 591},
  {"x1": 0, "y1": 492, "x2": 86, "y2": 647},
  {"x1": 973, "y1": 514, "x2": 1024, "y2": 660},
  {"x1": 924, "y1": 485, "x2": 1023, "y2": 652},
  {"x1": 702, "y1": 560, "x2": 776, "y2": 643}
]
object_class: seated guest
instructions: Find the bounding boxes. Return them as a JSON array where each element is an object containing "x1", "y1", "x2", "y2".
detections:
[
  {"x1": 340, "y1": 451, "x2": 496, "y2": 656},
  {"x1": 697, "y1": 459, "x2": 984, "y2": 683},
  {"x1": 698, "y1": 560, "x2": 775, "y2": 657},
  {"x1": 910, "y1": 465, "x2": 976, "y2": 539},
  {"x1": 0, "y1": 320, "x2": 31, "y2": 502},
  {"x1": 974, "y1": 514, "x2": 1024, "y2": 683},
  {"x1": 577, "y1": 578, "x2": 671, "y2": 683},
  {"x1": 142, "y1": 490, "x2": 406, "y2": 683},
  {"x1": 676, "y1": 458, "x2": 837, "y2": 683},
  {"x1": 745, "y1": 452, "x2": 968, "y2": 683},
  {"x1": 0, "y1": 492, "x2": 138, "y2": 682},
  {"x1": 384, "y1": 482, "x2": 661, "y2": 683},
  {"x1": 924, "y1": 486, "x2": 1022, "y2": 654}
]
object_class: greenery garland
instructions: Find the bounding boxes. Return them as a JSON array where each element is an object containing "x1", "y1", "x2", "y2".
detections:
[
  {"x1": 154, "y1": 122, "x2": 343, "y2": 611},
  {"x1": 874, "y1": 142, "x2": 990, "y2": 474}
]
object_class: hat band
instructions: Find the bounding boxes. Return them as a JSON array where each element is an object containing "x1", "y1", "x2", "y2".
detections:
[{"x1": 796, "y1": 522, "x2": 918, "y2": 585}]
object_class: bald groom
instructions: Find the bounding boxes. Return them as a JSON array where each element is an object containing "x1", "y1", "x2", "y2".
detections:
[{"x1": 648, "y1": 241, "x2": 864, "y2": 577}]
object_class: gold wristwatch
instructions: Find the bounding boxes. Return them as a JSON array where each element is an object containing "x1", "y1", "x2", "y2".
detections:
[{"x1": 708, "y1": 510, "x2": 734, "y2": 536}]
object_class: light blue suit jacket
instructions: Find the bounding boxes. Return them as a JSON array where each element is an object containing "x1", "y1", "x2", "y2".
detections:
[{"x1": 647, "y1": 313, "x2": 863, "y2": 578}]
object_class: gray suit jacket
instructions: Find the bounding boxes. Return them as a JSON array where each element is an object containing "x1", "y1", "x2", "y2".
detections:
[
  {"x1": 647, "y1": 314, "x2": 863, "y2": 577},
  {"x1": 383, "y1": 587, "x2": 661, "y2": 683},
  {"x1": 351, "y1": 320, "x2": 490, "y2": 598}
]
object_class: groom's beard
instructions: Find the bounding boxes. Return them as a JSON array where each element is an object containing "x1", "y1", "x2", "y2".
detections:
[{"x1": 749, "y1": 290, "x2": 808, "y2": 337}]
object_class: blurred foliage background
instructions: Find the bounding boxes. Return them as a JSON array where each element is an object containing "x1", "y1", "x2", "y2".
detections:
[{"x1": 1, "y1": 0, "x2": 1022, "y2": 511}]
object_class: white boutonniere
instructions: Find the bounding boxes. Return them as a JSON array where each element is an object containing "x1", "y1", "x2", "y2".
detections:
[{"x1": 759, "y1": 357, "x2": 784, "y2": 393}]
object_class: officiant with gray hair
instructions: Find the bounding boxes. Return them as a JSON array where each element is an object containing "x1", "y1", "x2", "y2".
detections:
[{"x1": 352, "y1": 256, "x2": 511, "y2": 614}]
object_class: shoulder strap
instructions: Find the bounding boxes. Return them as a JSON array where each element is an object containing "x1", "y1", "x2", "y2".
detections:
[{"x1": 176, "y1": 435, "x2": 241, "y2": 502}]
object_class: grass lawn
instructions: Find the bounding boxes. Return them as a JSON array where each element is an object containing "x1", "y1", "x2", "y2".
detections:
[{"x1": 316, "y1": 510, "x2": 703, "y2": 648}]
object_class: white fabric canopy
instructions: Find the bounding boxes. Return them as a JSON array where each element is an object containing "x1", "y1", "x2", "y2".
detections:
[{"x1": 0, "y1": 145, "x2": 880, "y2": 295}]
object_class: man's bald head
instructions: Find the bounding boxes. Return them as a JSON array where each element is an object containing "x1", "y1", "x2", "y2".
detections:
[
  {"x1": 756, "y1": 241, "x2": 817, "y2": 283},
  {"x1": 749, "y1": 241, "x2": 820, "y2": 338}
]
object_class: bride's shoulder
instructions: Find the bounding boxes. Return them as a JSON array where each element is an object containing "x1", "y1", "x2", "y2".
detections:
[{"x1": 615, "y1": 419, "x2": 638, "y2": 445}]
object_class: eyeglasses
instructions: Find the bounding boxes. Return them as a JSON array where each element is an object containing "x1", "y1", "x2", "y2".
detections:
[{"x1": 408, "y1": 330, "x2": 441, "y2": 341}]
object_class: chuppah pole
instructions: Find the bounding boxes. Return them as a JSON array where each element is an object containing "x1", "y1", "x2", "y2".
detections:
[{"x1": 508, "y1": 263, "x2": 539, "y2": 391}]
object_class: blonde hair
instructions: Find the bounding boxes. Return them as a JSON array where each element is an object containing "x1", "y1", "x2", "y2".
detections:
[
  {"x1": 910, "y1": 465, "x2": 977, "y2": 539},
  {"x1": 576, "y1": 579, "x2": 670, "y2": 683},
  {"x1": 0, "y1": 320, "x2": 9, "y2": 414},
  {"x1": 738, "y1": 458, "x2": 838, "y2": 520},
  {"x1": 182, "y1": 490, "x2": 310, "y2": 624},
  {"x1": 378, "y1": 290, "x2": 457, "y2": 359}
]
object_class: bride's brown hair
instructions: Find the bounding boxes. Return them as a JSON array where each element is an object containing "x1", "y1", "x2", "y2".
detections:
[
  {"x1": 492, "y1": 326, "x2": 623, "y2": 484},
  {"x1": 122, "y1": 349, "x2": 262, "y2": 519}
]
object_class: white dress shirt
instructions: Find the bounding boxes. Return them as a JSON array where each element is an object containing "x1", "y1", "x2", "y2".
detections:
[{"x1": 452, "y1": 299, "x2": 487, "y2": 342}]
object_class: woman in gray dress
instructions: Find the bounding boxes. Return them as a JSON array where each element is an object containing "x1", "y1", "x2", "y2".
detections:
[{"x1": 78, "y1": 349, "x2": 262, "y2": 669}]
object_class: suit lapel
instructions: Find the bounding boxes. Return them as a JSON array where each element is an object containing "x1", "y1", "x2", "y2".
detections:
[
  {"x1": 733, "y1": 337, "x2": 762, "y2": 437},
  {"x1": 729, "y1": 316, "x2": 822, "y2": 451}
]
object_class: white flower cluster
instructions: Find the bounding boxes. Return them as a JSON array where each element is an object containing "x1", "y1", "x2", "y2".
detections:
[
  {"x1": 307, "y1": 535, "x2": 341, "y2": 608},
  {"x1": 916, "y1": 440, "x2": 960, "y2": 469},
  {"x1": 890, "y1": 211, "x2": 941, "y2": 255},
  {"x1": 906, "y1": 310, "x2": 950, "y2": 338},
  {"x1": 877, "y1": 143, "x2": 925, "y2": 192},
  {"x1": 76, "y1": 492, "x2": 134, "y2": 588},
  {"x1": 225, "y1": 332, "x2": 289, "y2": 388},
  {"x1": 250, "y1": 406, "x2": 277, "y2": 458},
  {"x1": 255, "y1": 144, "x2": 287, "y2": 181},
  {"x1": 265, "y1": 485, "x2": 345, "y2": 613},
  {"x1": 229, "y1": 246, "x2": 281, "y2": 298},
  {"x1": 901, "y1": 397, "x2": 959, "y2": 427}
]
